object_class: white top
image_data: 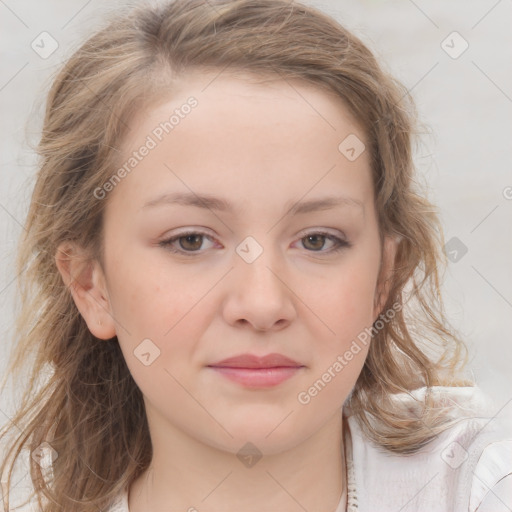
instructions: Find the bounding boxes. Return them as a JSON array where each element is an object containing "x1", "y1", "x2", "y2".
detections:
[
  {"x1": 341, "y1": 387, "x2": 512, "y2": 512},
  {"x1": 17, "y1": 386, "x2": 512, "y2": 511}
]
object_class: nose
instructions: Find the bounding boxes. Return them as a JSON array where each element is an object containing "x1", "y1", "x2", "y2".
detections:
[{"x1": 221, "y1": 243, "x2": 297, "y2": 332}]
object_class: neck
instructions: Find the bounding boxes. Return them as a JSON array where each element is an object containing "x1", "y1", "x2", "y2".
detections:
[{"x1": 129, "y1": 410, "x2": 346, "y2": 512}]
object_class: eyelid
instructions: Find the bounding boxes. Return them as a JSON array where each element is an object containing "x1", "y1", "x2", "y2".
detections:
[{"x1": 296, "y1": 227, "x2": 347, "y2": 240}]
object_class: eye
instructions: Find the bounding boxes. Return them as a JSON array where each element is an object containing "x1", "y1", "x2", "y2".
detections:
[
  {"x1": 158, "y1": 230, "x2": 350, "y2": 256},
  {"x1": 159, "y1": 231, "x2": 217, "y2": 254},
  {"x1": 296, "y1": 231, "x2": 350, "y2": 253}
]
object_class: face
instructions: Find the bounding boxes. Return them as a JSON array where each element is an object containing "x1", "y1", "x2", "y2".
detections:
[{"x1": 68, "y1": 71, "x2": 396, "y2": 456}]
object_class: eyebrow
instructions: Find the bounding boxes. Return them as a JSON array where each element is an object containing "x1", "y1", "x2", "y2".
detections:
[{"x1": 141, "y1": 192, "x2": 364, "y2": 215}]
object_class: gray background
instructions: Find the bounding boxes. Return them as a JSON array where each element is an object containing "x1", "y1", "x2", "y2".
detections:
[{"x1": 1, "y1": 0, "x2": 511, "y2": 458}]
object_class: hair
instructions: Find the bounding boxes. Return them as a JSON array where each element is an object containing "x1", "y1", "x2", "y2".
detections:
[{"x1": 0, "y1": 0, "x2": 471, "y2": 510}]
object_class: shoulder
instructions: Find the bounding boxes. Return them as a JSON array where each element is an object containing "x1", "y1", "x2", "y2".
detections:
[
  {"x1": 345, "y1": 385, "x2": 512, "y2": 512},
  {"x1": 470, "y1": 436, "x2": 512, "y2": 511}
]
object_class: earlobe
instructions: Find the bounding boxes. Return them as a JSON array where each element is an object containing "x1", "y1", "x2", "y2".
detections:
[
  {"x1": 373, "y1": 235, "x2": 400, "y2": 319},
  {"x1": 55, "y1": 242, "x2": 117, "y2": 340}
]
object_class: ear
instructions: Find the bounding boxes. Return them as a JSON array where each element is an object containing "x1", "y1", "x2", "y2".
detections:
[
  {"x1": 55, "y1": 242, "x2": 117, "y2": 340},
  {"x1": 372, "y1": 235, "x2": 400, "y2": 320}
]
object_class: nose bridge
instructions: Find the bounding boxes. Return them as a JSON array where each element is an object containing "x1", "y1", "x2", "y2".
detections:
[
  {"x1": 222, "y1": 234, "x2": 296, "y2": 330},
  {"x1": 235, "y1": 234, "x2": 285, "y2": 295}
]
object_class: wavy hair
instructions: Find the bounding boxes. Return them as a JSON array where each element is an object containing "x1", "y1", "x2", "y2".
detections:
[{"x1": 0, "y1": 0, "x2": 470, "y2": 510}]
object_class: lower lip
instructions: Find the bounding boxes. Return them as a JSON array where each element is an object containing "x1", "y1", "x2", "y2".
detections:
[{"x1": 208, "y1": 366, "x2": 303, "y2": 388}]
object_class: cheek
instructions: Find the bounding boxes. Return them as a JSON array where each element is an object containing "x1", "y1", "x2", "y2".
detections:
[
  {"x1": 106, "y1": 265, "x2": 211, "y2": 401},
  {"x1": 105, "y1": 249, "x2": 210, "y2": 335},
  {"x1": 104, "y1": 252, "x2": 223, "y2": 377},
  {"x1": 294, "y1": 269, "x2": 376, "y2": 415},
  {"x1": 300, "y1": 243, "x2": 380, "y2": 400},
  {"x1": 315, "y1": 254, "x2": 380, "y2": 339},
  {"x1": 312, "y1": 279, "x2": 374, "y2": 384}
]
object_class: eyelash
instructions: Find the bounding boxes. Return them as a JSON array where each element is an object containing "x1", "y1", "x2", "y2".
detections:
[{"x1": 158, "y1": 230, "x2": 351, "y2": 256}]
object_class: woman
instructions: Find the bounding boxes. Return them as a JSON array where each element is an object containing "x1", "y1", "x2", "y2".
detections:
[{"x1": 1, "y1": 1, "x2": 510, "y2": 511}]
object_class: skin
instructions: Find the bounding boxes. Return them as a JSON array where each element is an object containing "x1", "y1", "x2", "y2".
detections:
[{"x1": 56, "y1": 70, "x2": 397, "y2": 512}]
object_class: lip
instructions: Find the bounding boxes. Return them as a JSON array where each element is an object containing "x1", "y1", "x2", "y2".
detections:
[
  {"x1": 209, "y1": 353, "x2": 302, "y2": 368},
  {"x1": 207, "y1": 353, "x2": 305, "y2": 388}
]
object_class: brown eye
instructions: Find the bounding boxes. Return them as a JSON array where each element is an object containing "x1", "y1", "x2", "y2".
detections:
[
  {"x1": 295, "y1": 231, "x2": 351, "y2": 254},
  {"x1": 302, "y1": 234, "x2": 327, "y2": 251},
  {"x1": 159, "y1": 231, "x2": 216, "y2": 254},
  {"x1": 178, "y1": 234, "x2": 204, "y2": 251}
]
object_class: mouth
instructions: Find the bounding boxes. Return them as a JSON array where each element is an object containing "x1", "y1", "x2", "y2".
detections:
[{"x1": 207, "y1": 353, "x2": 305, "y2": 388}]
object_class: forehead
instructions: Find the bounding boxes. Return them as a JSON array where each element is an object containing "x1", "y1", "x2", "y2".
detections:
[
  {"x1": 139, "y1": 68, "x2": 364, "y2": 132},
  {"x1": 124, "y1": 68, "x2": 367, "y2": 152},
  {"x1": 109, "y1": 70, "x2": 373, "y2": 215}
]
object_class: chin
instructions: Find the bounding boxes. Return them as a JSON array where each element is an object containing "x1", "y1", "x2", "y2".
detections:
[{"x1": 204, "y1": 419, "x2": 311, "y2": 457}]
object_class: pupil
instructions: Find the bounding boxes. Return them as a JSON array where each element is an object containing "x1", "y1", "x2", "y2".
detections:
[
  {"x1": 180, "y1": 234, "x2": 202, "y2": 250},
  {"x1": 305, "y1": 235, "x2": 324, "y2": 250}
]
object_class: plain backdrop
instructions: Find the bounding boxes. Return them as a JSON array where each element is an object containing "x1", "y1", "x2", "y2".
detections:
[{"x1": 1, "y1": 0, "x2": 511, "y2": 459}]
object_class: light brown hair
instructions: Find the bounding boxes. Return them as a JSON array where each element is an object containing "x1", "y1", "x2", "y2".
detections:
[{"x1": 1, "y1": 0, "x2": 470, "y2": 510}]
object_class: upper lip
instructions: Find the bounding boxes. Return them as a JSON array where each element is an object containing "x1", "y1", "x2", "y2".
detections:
[{"x1": 208, "y1": 353, "x2": 304, "y2": 369}]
